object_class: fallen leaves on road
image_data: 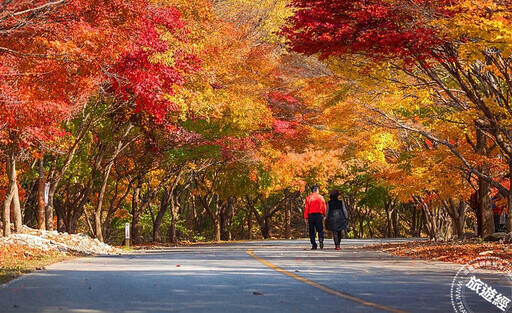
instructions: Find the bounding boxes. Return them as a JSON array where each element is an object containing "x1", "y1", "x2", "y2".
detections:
[{"x1": 365, "y1": 241, "x2": 512, "y2": 264}]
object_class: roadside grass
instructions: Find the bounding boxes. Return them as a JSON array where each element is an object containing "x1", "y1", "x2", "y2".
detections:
[
  {"x1": 365, "y1": 240, "x2": 512, "y2": 264},
  {"x1": 0, "y1": 244, "x2": 79, "y2": 284}
]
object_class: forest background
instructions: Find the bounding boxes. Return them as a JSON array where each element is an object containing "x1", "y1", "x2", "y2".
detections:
[{"x1": 1, "y1": 0, "x2": 512, "y2": 245}]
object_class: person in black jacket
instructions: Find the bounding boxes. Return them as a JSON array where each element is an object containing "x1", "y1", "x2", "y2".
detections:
[{"x1": 325, "y1": 190, "x2": 349, "y2": 250}]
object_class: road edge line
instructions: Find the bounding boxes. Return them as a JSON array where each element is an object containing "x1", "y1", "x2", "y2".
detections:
[{"x1": 247, "y1": 249, "x2": 408, "y2": 313}]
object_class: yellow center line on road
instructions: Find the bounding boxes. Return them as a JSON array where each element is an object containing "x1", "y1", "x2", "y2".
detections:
[{"x1": 247, "y1": 249, "x2": 409, "y2": 313}]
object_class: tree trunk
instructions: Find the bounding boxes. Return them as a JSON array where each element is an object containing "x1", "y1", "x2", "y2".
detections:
[
  {"x1": 284, "y1": 203, "x2": 291, "y2": 239},
  {"x1": 411, "y1": 204, "x2": 417, "y2": 236},
  {"x1": 153, "y1": 190, "x2": 169, "y2": 243},
  {"x1": 366, "y1": 208, "x2": 374, "y2": 238},
  {"x1": 66, "y1": 182, "x2": 94, "y2": 234},
  {"x1": 55, "y1": 199, "x2": 67, "y2": 232},
  {"x1": 214, "y1": 196, "x2": 221, "y2": 242},
  {"x1": 198, "y1": 194, "x2": 221, "y2": 242},
  {"x1": 45, "y1": 110, "x2": 104, "y2": 231},
  {"x1": 247, "y1": 208, "x2": 253, "y2": 240},
  {"x1": 169, "y1": 201, "x2": 178, "y2": 244},
  {"x1": 478, "y1": 174, "x2": 494, "y2": 237},
  {"x1": 383, "y1": 197, "x2": 397, "y2": 238},
  {"x1": 221, "y1": 197, "x2": 234, "y2": 241},
  {"x1": 416, "y1": 196, "x2": 444, "y2": 241},
  {"x1": 385, "y1": 208, "x2": 393, "y2": 238},
  {"x1": 244, "y1": 196, "x2": 255, "y2": 240},
  {"x1": 476, "y1": 129, "x2": 495, "y2": 237},
  {"x1": 392, "y1": 209, "x2": 399, "y2": 237},
  {"x1": 422, "y1": 205, "x2": 435, "y2": 240},
  {"x1": 103, "y1": 178, "x2": 133, "y2": 241},
  {"x1": 251, "y1": 206, "x2": 271, "y2": 239},
  {"x1": 2, "y1": 157, "x2": 15, "y2": 237},
  {"x1": 507, "y1": 160, "x2": 512, "y2": 233},
  {"x1": 22, "y1": 181, "x2": 38, "y2": 228},
  {"x1": 358, "y1": 213, "x2": 365, "y2": 239},
  {"x1": 131, "y1": 183, "x2": 142, "y2": 244},
  {"x1": 214, "y1": 219, "x2": 221, "y2": 241},
  {"x1": 3, "y1": 150, "x2": 22, "y2": 236},
  {"x1": 444, "y1": 199, "x2": 466, "y2": 237},
  {"x1": 93, "y1": 163, "x2": 114, "y2": 242},
  {"x1": 261, "y1": 217, "x2": 271, "y2": 239},
  {"x1": 453, "y1": 201, "x2": 466, "y2": 236},
  {"x1": 94, "y1": 123, "x2": 134, "y2": 242},
  {"x1": 46, "y1": 181, "x2": 58, "y2": 231},
  {"x1": 192, "y1": 195, "x2": 201, "y2": 234},
  {"x1": 12, "y1": 181, "x2": 22, "y2": 233},
  {"x1": 169, "y1": 184, "x2": 185, "y2": 244},
  {"x1": 37, "y1": 157, "x2": 46, "y2": 230},
  {"x1": 417, "y1": 209, "x2": 424, "y2": 237},
  {"x1": 93, "y1": 211, "x2": 103, "y2": 241}
]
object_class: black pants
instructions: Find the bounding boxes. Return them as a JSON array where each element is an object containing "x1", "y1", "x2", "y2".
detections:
[
  {"x1": 308, "y1": 213, "x2": 324, "y2": 248},
  {"x1": 332, "y1": 231, "x2": 342, "y2": 246}
]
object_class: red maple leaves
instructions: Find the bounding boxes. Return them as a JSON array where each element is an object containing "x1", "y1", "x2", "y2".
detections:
[
  {"x1": 282, "y1": 0, "x2": 453, "y2": 60},
  {"x1": 110, "y1": 6, "x2": 200, "y2": 125},
  {"x1": 0, "y1": 0, "x2": 201, "y2": 150}
]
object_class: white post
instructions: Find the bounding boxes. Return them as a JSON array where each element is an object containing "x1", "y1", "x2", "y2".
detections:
[
  {"x1": 124, "y1": 223, "x2": 131, "y2": 247},
  {"x1": 44, "y1": 182, "x2": 50, "y2": 206}
]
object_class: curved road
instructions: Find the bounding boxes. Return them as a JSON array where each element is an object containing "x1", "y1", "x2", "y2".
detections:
[{"x1": 0, "y1": 239, "x2": 506, "y2": 312}]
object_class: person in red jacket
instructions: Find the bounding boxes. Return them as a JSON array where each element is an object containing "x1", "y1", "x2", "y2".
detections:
[{"x1": 304, "y1": 185, "x2": 327, "y2": 250}]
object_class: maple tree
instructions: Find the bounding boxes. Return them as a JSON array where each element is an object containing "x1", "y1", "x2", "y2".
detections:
[
  {"x1": 0, "y1": 0, "x2": 200, "y2": 237},
  {"x1": 284, "y1": 0, "x2": 512, "y2": 237},
  {"x1": 0, "y1": 0, "x2": 110, "y2": 235}
]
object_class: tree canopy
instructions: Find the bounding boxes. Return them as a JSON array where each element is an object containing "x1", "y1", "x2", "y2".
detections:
[{"x1": 1, "y1": 0, "x2": 511, "y2": 242}]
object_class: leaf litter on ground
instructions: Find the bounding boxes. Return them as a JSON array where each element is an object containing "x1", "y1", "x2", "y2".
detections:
[{"x1": 364, "y1": 240, "x2": 512, "y2": 264}]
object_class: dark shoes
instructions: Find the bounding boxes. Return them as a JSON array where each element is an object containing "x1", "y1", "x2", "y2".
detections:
[{"x1": 311, "y1": 241, "x2": 324, "y2": 250}]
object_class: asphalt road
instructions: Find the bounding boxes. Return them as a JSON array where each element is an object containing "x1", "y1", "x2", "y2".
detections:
[{"x1": 0, "y1": 239, "x2": 509, "y2": 313}]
